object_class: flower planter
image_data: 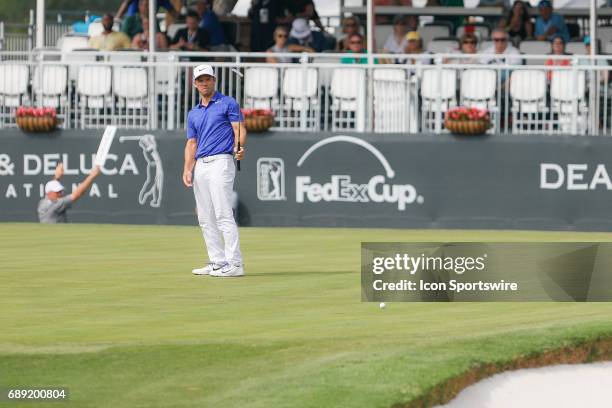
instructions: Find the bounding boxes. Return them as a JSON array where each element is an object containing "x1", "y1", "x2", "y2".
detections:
[
  {"x1": 245, "y1": 115, "x2": 274, "y2": 132},
  {"x1": 16, "y1": 116, "x2": 59, "y2": 132},
  {"x1": 15, "y1": 107, "x2": 59, "y2": 132},
  {"x1": 444, "y1": 119, "x2": 490, "y2": 135},
  {"x1": 445, "y1": 107, "x2": 491, "y2": 135},
  {"x1": 242, "y1": 108, "x2": 274, "y2": 133}
]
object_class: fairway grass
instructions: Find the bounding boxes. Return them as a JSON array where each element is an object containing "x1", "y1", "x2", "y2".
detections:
[{"x1": 2, "y1": 223, "x2": 612, "y2": 408}]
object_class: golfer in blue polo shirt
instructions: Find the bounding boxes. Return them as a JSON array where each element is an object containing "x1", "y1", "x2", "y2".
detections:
[{"x1": 183, "y1": 64, "x2": 246, "y2": 277}]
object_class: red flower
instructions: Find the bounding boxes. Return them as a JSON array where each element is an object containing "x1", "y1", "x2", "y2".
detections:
[{"x1": 447, "y1": 106, "x2": 490, "y2": 121}]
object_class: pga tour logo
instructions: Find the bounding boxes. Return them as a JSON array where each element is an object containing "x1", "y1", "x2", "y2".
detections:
[
  {"x1": 257, "y1": 135, "x2": 423, "y2": 210},
  {"x1": 257, "y1": 158, "x2": 286, "y2": 200}
]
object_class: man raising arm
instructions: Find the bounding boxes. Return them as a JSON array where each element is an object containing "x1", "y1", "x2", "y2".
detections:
[{"x1": 38, "y1": 164, "x2": 101, "y2": 224}]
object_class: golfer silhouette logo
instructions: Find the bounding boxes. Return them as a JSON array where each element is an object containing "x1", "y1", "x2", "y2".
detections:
[
  {"x1": 257, "y1": 158, "x2": 285, "y2": 201},
  {"x1": 119, "y1": 134, "x2": 164, "y2": 208}
]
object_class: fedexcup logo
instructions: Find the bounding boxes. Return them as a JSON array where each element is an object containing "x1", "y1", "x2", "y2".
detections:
[{"x1": 296, "y1": 135, "x2": 423, "y2": 210}]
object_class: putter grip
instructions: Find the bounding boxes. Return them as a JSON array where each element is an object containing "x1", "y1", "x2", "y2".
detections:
[{"x1": 237, "y1": 141, "x2": 241, "y2": 171}]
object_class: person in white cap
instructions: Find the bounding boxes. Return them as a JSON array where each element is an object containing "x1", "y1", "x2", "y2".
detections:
[
  {"x1": 183, "y1": 64, "x2": 246, "y2": 278},
  {"x1": 37, "y1": 163, "x2": 101, "y2": 224},
  {"x1": 287, "y1": 18, "x2": 331, "y2": 53}
]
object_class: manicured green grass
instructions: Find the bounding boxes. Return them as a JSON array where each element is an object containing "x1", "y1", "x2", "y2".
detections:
[{"x1": 1, "y1": 224, "x2": 612, "y2": 408}]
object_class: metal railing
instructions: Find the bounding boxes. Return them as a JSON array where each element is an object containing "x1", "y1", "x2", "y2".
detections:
[{"x1": 1, "y1": 49, "x2": 611, "y2": 136}]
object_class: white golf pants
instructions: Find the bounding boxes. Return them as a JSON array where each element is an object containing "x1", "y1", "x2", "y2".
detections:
[{"x1": 193, "y1": 154, "x2": 242, "y2": 265}]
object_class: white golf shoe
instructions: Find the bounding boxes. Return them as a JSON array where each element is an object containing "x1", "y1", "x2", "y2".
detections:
[
  {"x1": 192, "y1": 263, "x2": 224, "y2": 276},
  {"x1": 210, "y1": 263, "x2": 245, "y2": 277}
]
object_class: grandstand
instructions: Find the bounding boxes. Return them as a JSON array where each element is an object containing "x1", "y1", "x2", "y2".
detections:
[{"x1": 1, "y1": 0, "x2": 612, "y2": 135}]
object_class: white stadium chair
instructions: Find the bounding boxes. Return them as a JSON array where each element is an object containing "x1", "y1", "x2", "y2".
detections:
[
  {"x1": 311, "y1": 55, "x2": 336, "y2": 89},
  {"x1": 330, "y1": 68, "x2": 366, "y2": 131},
  {"x1": 566, "y1": 41, "x2": 587, "y2": 55},
  {"x1": 420, "y1": 68, "x2": 457, "y2": 131},
  {"x1": 63, "y1": 48, "x2": 99, "y2": 82},
  {"x1": 373, "y1": 68, "x2": 417, "y2": 133},
  {"x1": 87, "y1": 21, "x2": 104, "y2": 37},
  {"x1": 0, "y1": 64, "x2": 30, "y2": 127},
  {"x1": 597, "y1": 26, "x2": 612, "y2": 49},
  {"x1": 460, "y1": 68, "x2": 497, "y2": 132},
  {"x1": 418, "y1": 25, "x2": 450, "y2": 49},
  {"x1": 57, "y1": 34, "x2": 89, "y2": 52},
  {"x1": 32, "y1": 47, "x2": 62, "y2": 61},
  {"x1": 550, "y1": 69, "x2": 587, "y2": 134},
  {"x1": 281, "y1": 67, "x2": 319, "y2": 130},
  {"x1": 480, "y1": 40, "x2": 493, "y2": 51},
  {"x1": 108, "y1": 51, "x2": 144, "y2": 64},
  {"x1": 244, "y1": 67, "x2": 279, "y2": 110},
  {"x1": 519, "y1": 40, "x2": 552, "y2": 65},
  {"x1": 153, "y1": 52, "x2": 180, "y2": 129},
  {"x1": 32, "y1": 65, "x2": 69, "y2": 127},
  {"x1": 87, "y1": 20, "x2": 118, "y2": 38},
  {"x1": 114, "y1": 67, "x2": 149, "y2": 128},
  {"x1": 76, "y1": 65, "x2": 112, "y2": 129},
  {"x1": 510, "y1": 69, "x2": 547, "y2": 133},
  {"x1": 166, "y1": 23, "x2": 186, "y2": 41},
  {"x1": 427, "y1": 38, "x2": 459, "y2": 54},
  {"x1": 375, "y1": 25, "x2": 393, "y2": 51}
]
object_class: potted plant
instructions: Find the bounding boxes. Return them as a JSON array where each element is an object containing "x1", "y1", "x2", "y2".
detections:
[
  {"x1": 241, "y1": 108, "x2": 274, "y2": 133},
  {"x1": 444, "y1": 106, "x2": 491, "y2": 135},
  {"x1": 16, "y1": 107, "x2": 59, "y2": 132}
]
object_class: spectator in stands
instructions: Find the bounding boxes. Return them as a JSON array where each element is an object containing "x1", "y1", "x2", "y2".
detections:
[
  {"x1": 480, "y1": 29, "x2": 521, "y2": 65},
  {"x1": 170, "y1": 11, "x2": 210, "y2": 51},
  {"x1": 406, "y1": 15, "x2": 419, "y2": 32},
  {"x1": 248, "y1": 0, "x2": 291, "y2": 52},
  {"x1": 341, "y1": 33, "x2": 378, "y2": 64},
  {"x1": 266, "y1": 26, "x2": 292, "y2": 63},
  {"x1": 288, "y1": 0, "x2": 326, "y2": 33},
  {"x1": 545, "y1": 35, "x2": 571, "y2": 80},
  {"x1": 382, "y1": 15, "x2": 408, "y2": 54},
  {"x1": 337, "y1": 16, "x2": 362, "y2": 51},
  {"x1": 193, "y1": 0, "x2": 228, "y2": 51},
  {"x1": 480, "y1": 29, "x2": 521, "y2": 83},
  {"x1": 401, "y1": 31, "x2": 431, "y2": 69},
  {"x1": 122, "y1": 0, "x2": 160, "y2": 39},
  {"x1": 500, "y1": 1, "x2": 533, "y2": 45},
  {"x1": 132, "y1": 16, "x2": 169, "y2": 49},
  {"x1": 287, "y1": 18, "x2": 331, "y2": 53},
  {"x1": 116, "y1": 0, "x2": 178, "y2": 20},
  {"x1": 534, "y1": 0, "x2": 569, "y2": 43},
  {"x1": 578, "y1": 36, "x2": 609, "y2": 83},
  {"x1": 445, "y1": 33, "x2": 480, "y2": 64},
  {"x1": 88, "y1": 13, "x2": 132, "y2": 51}
]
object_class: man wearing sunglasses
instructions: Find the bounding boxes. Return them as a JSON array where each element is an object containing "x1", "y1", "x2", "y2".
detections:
[{"x1": 479, "y1": 29, "x2": 521, "y2": 67}]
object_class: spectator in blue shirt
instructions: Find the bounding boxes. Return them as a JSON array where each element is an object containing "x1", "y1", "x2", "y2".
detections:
[
  {"x1": 534, "y1": 0, "x2": 569, "y2": 43},
  {"x1": 116, "y1": 0, "x2": 178, "y2": 20},
  {"x1": 193, "y1": 0, "x2": 228, "y2": 50}
]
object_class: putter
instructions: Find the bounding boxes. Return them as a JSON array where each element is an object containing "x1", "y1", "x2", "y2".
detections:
[{"x1": 231, "y1": 68, "x2": 244, "y2": 172}]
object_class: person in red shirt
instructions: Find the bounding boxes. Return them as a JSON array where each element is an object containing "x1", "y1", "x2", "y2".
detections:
[{"x1": 545, "y1": 35, "x2": 571, "y2": 81}]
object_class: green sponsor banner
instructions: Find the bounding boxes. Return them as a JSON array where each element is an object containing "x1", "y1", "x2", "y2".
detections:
[{"x1": 361, "y1": 243, "x2": 612, "y2": 302}]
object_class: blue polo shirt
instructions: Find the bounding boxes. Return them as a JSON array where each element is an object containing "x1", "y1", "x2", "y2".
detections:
[
  {"x1": 535, "y1": 13, "x2": 569, "y2": 43},
  {"x1": 187, "y1": 91, "x2": 243, "y2": 159}
]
